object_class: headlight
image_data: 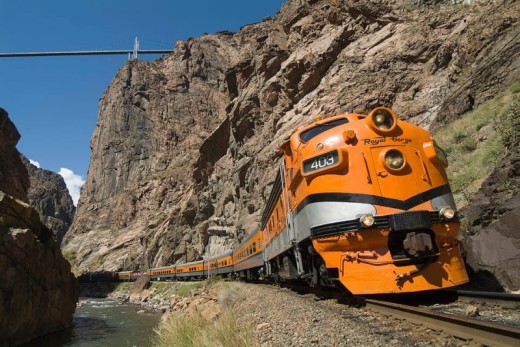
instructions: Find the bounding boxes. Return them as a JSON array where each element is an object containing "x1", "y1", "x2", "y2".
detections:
[
  {"x1": 367, "y1": 107, "x2": 397, "y2": 133},
  {"x1": 374, "y1": 110, "x2": 393, "y2": 129},
  {"x1": 384, "y1": 150, "x2": 405, "y2": 170},
  {"x1": 359, "y1": 214, "x2": 375, "y2": 228},
  {"x1": 439, "y1": 207, "x2": 455, "y2": 220}
]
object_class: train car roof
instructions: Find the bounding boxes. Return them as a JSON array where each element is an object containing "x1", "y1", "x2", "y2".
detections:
[
  {"x1": 235, "y1": 229, "x2": 262, "y2": 249},
  {"x1": 206, "y1": 250, "x2": 233, "y2": 261},
  {"x1": 149, "y1": 264, "x2": 176, "y2": 271},
  {"x1": 176, "y1": 259, "x2": 204, "y2": 267}
]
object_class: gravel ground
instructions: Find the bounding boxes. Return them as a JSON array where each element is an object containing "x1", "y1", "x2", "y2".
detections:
[{"x1": 235, "y1": 283, "x2": 484, "y2": 347}]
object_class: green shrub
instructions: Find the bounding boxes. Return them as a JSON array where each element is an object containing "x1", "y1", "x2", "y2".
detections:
[
  {"x1": 499, "y1": 97, "x2": 520, "y2": 152},
  {"x1": 461, "y1": 137, "x2": 477, "y2": 152},
  {"x1": 176, "y1": 281, "x2": 205, "y2": 297},
  {"x1": 113, "y1": 282, "x2": 134, "y2": 294}
]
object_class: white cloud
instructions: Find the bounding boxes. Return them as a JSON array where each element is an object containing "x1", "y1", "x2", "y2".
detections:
[
  {"x1": 58, "y1": 168, "x2": 85, "y2": 206},
  {"x1": 29, "y1": 159, "x2": 40, "y2": 168}
]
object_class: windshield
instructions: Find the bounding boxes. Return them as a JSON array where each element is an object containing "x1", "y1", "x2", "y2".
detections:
[{"x1": 299, "y1": 118, "x2": 349, "y2": 142}]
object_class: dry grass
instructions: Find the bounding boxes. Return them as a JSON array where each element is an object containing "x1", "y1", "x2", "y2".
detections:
[
  {"x1": 434, "y1": 81, "x2": 520, "y2": 208},
  {"x1": 153, "y1": 310, "x2": 253, "y2": 347},
  {"x1": 151, "y1": 281, "x2": 206, "y2": 297},
  {"x1": 152, "y1": 281, "x2": 253, "y2": 347},
  {"x1": 216, "y1": 281, "x2": 246, "y2": 309}
]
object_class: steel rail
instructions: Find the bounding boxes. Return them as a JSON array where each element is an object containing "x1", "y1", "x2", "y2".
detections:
[
  {"x1": 362, "y1": 298, "x2": 520, "y2": 347},
  {"x1": 451, "y1": 290, "x2": 520, "y2": 309},
  {"x1": 0, "y1": 50, "x2": 173, "y2": 58}
]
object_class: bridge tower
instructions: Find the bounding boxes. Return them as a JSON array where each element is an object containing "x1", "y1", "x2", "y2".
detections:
[{"x1": 132, "y1": 37, "x2": 139, "y2": 60}]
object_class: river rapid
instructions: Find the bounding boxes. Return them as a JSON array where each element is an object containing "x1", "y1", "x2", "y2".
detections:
[{"x1": 21, "y1": 298, "x2": 162, "y2": 347}]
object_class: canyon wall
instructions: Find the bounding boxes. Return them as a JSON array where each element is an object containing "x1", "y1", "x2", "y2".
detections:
[
  {"x1": 0, "y1": 108, "x2": 78, "y2": 347},
  {"x1": 21, "y1": 156, "x2": 76, "y2": 245}
]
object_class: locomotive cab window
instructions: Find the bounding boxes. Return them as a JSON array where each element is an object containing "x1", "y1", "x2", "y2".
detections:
[{"x1": 299, "y1": 118, "x2": 348, "y2": 142}]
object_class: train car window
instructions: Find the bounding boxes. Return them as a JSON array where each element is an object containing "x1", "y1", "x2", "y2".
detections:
[
  {"x1": 299, "y1": 118, "x2": 349, "y2": 142},
  {"x1": 253, "y1": 242, "x2": 256, "y2": 252}
]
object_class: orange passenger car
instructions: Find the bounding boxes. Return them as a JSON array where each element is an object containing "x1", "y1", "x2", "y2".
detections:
[
  {"x1": 233, "y1": 230, "x2": 264, "y2": 279},
  {"x1": 206, "y1": 251, "x2": 234, "y2": 277},
  {"x1": 175, "y1": 260, "x2": 205, "y2": 280},
  {"x1": 149, "y1": 265, "x2": 175, "y2": 281}
]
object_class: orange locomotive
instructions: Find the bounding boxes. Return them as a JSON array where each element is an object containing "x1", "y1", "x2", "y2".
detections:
[{"x1": 264, "y1": 107, "x2": 469, "y2": 294}]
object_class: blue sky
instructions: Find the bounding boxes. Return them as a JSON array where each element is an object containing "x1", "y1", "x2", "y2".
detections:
[{"x1": 0, "y1": 0, "x2": 285, "y2": 204}]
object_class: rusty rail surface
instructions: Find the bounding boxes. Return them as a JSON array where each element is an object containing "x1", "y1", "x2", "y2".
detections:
[{"x1": 361, "y1": 298, "x2": 520, "y2": 347}]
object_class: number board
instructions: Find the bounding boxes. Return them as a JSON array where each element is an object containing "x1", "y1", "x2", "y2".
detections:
[{"x1": 302, "y1": 150, "x2": 339, "y2": 174}]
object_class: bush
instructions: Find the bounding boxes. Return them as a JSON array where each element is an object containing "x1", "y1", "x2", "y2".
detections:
[
  {"x1": 499, "y1": 97, "x2": 520, "y2": 152},
  {"x1": 175, "y1": 281, "x2": 205, "y2": 297}
]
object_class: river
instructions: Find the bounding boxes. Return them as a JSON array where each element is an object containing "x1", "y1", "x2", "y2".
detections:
[{"x1": 22, "y1": 298, "x2": 162, "y2": 347}]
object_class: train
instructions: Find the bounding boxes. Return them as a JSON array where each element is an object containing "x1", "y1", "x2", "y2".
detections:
[{"x1": 113, "y1": 107, "x2": 469, "y2": 294}]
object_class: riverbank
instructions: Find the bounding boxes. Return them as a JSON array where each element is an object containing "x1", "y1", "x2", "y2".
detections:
[{"x1": 80, "y1": 277, "x2": 253, "y2": 346}]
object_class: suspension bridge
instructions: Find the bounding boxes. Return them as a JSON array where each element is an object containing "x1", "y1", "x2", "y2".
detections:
[{"x1": 0, "y1": 38, "x2": 173, "y2": 59}]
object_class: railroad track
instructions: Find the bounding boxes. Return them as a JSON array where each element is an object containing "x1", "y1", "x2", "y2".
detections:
[
  {"x1": 449, "y1": 289, "x2": 520, "y2": 309},
  {"x1": 277, "y1": 282, "x2": 520, "y2": 346},
  {"x1": 360, "y1": 297, "x2": 520, "y2": 347}
]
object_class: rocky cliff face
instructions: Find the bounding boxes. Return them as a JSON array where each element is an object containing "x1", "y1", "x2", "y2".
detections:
[
  {"x1": 21, "y1": 156, "x2": 76, "y2": 245},
  {"x1": 0, "y1": 108, "x2": 78, "y2": 347},
  {"x1": 462, "y1": 153, "x2": 520, "y2": 291},
  {"x1": 462, "y1": 97, "x2": 520, "y2": 290},
  {"x1": 0, "y1": 109, "x2": 29, "y2": 202},
  {"x1": 63, "y1": 0, "x2": 520, "y2": 290}
]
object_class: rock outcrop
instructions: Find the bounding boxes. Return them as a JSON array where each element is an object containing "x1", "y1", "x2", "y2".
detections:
[
  {"x1": 63, "y1": 0, "x2": 520, "y2": 292},
  {"x1": 21, "y1": 156, "x2": 76, "y2": 245},
  {"x1": 0, "y1": 108, "x2": 78, "y2": 347},
  {"x1": 0, "y1": 109, "x2": 28, "y2": 202},
  {"x1": 462, "y1": 153, "x2": 520, "y2": 290}
]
